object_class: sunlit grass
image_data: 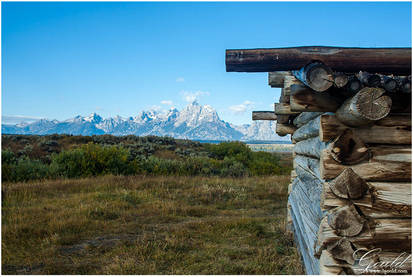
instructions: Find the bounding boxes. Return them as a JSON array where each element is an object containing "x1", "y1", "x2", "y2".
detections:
[{"x1": 2, "y1": 175, "x2": 303, "y2": 274}]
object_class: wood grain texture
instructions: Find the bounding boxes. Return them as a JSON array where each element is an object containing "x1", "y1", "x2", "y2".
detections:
[
  {"x1": 294, "y1": 137, "x2": 329, "y2": 159},
  {"x1": 226, "y1": 46, "x2": 411, "y2": 74},
  {"x1": 276, "y1": 123, "x2": 297, "y2": 136},
  {"x1": 319, "y1": 114, "x2": 412, "y2": 144},
  {"x1": 317, "y1": 216, "x2": 411, "y2": 252},
  {"x1": 293, "y1": 111, "x2": 323, "y2": 127},
  {"x1": 274, "y1": 103, "x2": 300, "y2": 115},
  {"x1": 323, "y1": 180, "x2": 412, "y2": 218},
  {"x1": 289, "y1": 84, "x2": 342, "y2": 112},
  {"x1": 292, "y1": 62, "x2": 334, "y2": 92},
  {"x1": 320, "y1": 145, "x2": 412, "y2": 181},
  {"x1": 335, "y1": 87, "x2": 392, "y2": 127},
  {"x1": 268, "y1": 71, "x2": 291, "y2": 88},
  {"x1": 252, "y1": 111, "x2": 277, "y2": 120},
  {"x1": 327, "y1": 129, "x2": 370, "y2": 165},
  {"x1": 292, "y1": 115, "x2": 321, "y2": 142}
]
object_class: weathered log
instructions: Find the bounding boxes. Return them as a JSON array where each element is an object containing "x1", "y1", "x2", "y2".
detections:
[
  {"x1": 293, "y1": 111, "x2": 323, "y2": 127},
  {"x1": 342, "y1": 75, "x2": 362, "y2": 96},
  {"x1": 225, "y1": 46, "x2": 412, "y2": 74},
  {"x1": 357, "y1": 71, "x2": 381, "y2": 87},
  {"x1": 317, "y1": 217, "x2": 411, "y2": 252},
  {"x1": 319, "y1": 249, "x2": 412, "y2": 275},
  {"x1": 328, "y1": 168, "x2": 368, "y2": 200},
  {"x1": 388, "y1": 91, "x2": 411, "y2": 114},
  {"x1": 289, "y1": 199, "x2": 320, "y2": 274},
  {"x1": 291, "y1": 115, "x2": 321, "y2": 142},
  {"x1": 327, "y1": 205, "x2": 366, "y2": 237},
  {"x1": 327, "y1": 237, "x2": 356, "y2": 265},
  {"x1": 294, "y1": 166, "x2": 323, "y2": 220},
  {"x1": 274, "y1": 103, "x2": 300, "y2": 115},
  {"x1": 276, "y1": 123, "x2": 297, "y2": 136},
  {"x1": 294, "y1": 137, "x2": 328, "y2": 159},
  {"x1": 289, "y1": 180, "x2": 321, "y2": 274},
  {"x1": 268, "y1": 71, "x2": 291, "y2": 88},
  {"x1": 292, "y1": 62, "x2": 334, "y2": 92},
  {"x1": 290, "y1": 178, "x2": 321, "y2": 236},
  {"x1": 401, "y1": 76, "x2": 412, "y2": 94},
  {"x1": 335, "y1": 87, "x2": 392, "y2": 127},
  {"x1": 289, "y1": 85, "x2": 342, "y2": 112},
  {"x1": 319, "y1": 250, "x2": 346, "y2": 275},
  {"x1": 290, "y1": 169, "x2": 297, "y2": 184},
  {"x1": 294, "y1": 154, "x2": 321, "y2": 180},
  {"x1": 276, "y1": 114, "x2": 290, "y2": 124},
  {"x1": 286, "y1": 204, "x2": 293, "y2": 239},
  {"x1": 319, "y1": 114, "x2": 412, "y2": 144},
  {"x1": 333, "y1": 72, "x2": 349, "y2": 88},
  {"x1": 279, "y1": 88, "x2": 290, "y2": 104},
  {"x1": 323, "y1": 180, "x2": 412, "y2": 218},
  {"x1": 252, "y1": 111, "x2": 277, "y2": 120},
  {"x1": 327, "y1": 129, "x2": 370, "y2": 165},
  {"x1": 381, "y1": 75, "x2": 398, "y2": 93},
  {"x1": 320, "y1": 145, "x2": 412, "y2": 181},
  {"x1": 282, "y1": 75, "x2": 301, "y2": 98}
]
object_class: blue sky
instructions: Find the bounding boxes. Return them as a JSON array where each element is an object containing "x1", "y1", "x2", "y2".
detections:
[{"x1": 2, "y1": 2, "x2": 411, "y2": 125}]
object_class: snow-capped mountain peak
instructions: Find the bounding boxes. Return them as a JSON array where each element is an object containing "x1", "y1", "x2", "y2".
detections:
[{"x1": 2, "y1": 103, "x2": 288, "y2": 141}]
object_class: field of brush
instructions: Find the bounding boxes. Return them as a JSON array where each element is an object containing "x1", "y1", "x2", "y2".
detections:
[{"x1": 2, "y1": 135, "x2": 302, "y2": 274}]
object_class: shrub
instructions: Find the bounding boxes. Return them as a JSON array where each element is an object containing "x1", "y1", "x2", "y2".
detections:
[{"x1": 50, "y1": 143, "x2": 133, "y2": 178}]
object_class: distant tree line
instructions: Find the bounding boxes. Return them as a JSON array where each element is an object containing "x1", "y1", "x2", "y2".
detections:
[{"x1": 2, "y1": 134, "x2": 291, "y2": 182}]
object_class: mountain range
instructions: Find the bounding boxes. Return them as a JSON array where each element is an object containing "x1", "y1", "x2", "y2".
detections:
[{"x1": 2, "y1": 101, "x2": 288, "y2": 141}]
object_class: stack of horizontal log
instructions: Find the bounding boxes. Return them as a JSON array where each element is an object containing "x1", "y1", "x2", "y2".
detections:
[{"x1": 228, "y1": 47, "x2": 412, "y2": 275}]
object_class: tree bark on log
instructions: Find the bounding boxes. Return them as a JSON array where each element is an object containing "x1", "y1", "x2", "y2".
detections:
[
  {"x1": 320, "y1": 145, "x2": 412, "y2": 181},
  {"x1": 226, "y1": 46, "x2": 412, "y2": 74},
  {"x1": 293, "y1": 111, "x2": 323, "y2": 127},
  {"x1": 292, "y1": 115, "x2": 321, "y2": 142},
  {"x1": 319, "y1": 114, "x2": 412, "y2": 144},
  {"x1": 268, "y1": 71, "x2": 291, "y2": 88},
  {"x1": 292, "y1": 62, "x2": 334, "y2": 92},
  {"x1": 276, "y1": 123, "x2": 297, "y2": 136},
  {"x1": 335, "y1": 87, "x2": 392, "y2": 127},
  {"x1": 289, "y1": 85, "x2": 342, "y2": 112},
  {"x1": 252, "y1": 111, "x2": 277, "y2": 120}
]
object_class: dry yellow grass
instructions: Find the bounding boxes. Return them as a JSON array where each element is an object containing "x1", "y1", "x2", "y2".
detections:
[{"x1": 2, "y1": 175, "x2": 303, "y2": 274}]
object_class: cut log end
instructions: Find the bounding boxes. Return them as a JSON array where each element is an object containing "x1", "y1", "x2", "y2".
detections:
[
  {"x1": 356, "y1": 87, "x2": 392, "y2": 121},
  {"x1": 307, "y1": 65, "x2": 334, "y2": 92},
  {"x1": 327, "y1": 238, "x2": 355, "y2": 265},
  {"x1": 328, "y1": 168, "x2": 369, "y2": 200},
  {"x1": 334, "y1": 73, "x2": 349, "y2": 88},
  {"x1": 336, "y1": 87, "x2": 392, "y2": 126},
  {"x1": 327, "y1": 205, "x2": 365, "y2": 237},
  {"x1": 328, "y1": 129, "x2": 370, "y2": 165}
]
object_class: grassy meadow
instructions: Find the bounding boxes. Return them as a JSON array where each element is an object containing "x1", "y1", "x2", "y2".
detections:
[{"x1": 2, "y1": 135, "x2": 302, "y2": 274}]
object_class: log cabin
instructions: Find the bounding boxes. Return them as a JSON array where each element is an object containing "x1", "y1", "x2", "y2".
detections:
[{"x1": 226, "y1": 46, "x2": 412, "y2": 275}]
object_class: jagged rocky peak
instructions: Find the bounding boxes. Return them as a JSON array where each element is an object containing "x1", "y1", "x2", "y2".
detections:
[
  {"x1": 2, "y1": 102, "x2": 289, "y2": 141},
  {"x1": 84, "y1": 113, "x2": 103, "y2": 123}
]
